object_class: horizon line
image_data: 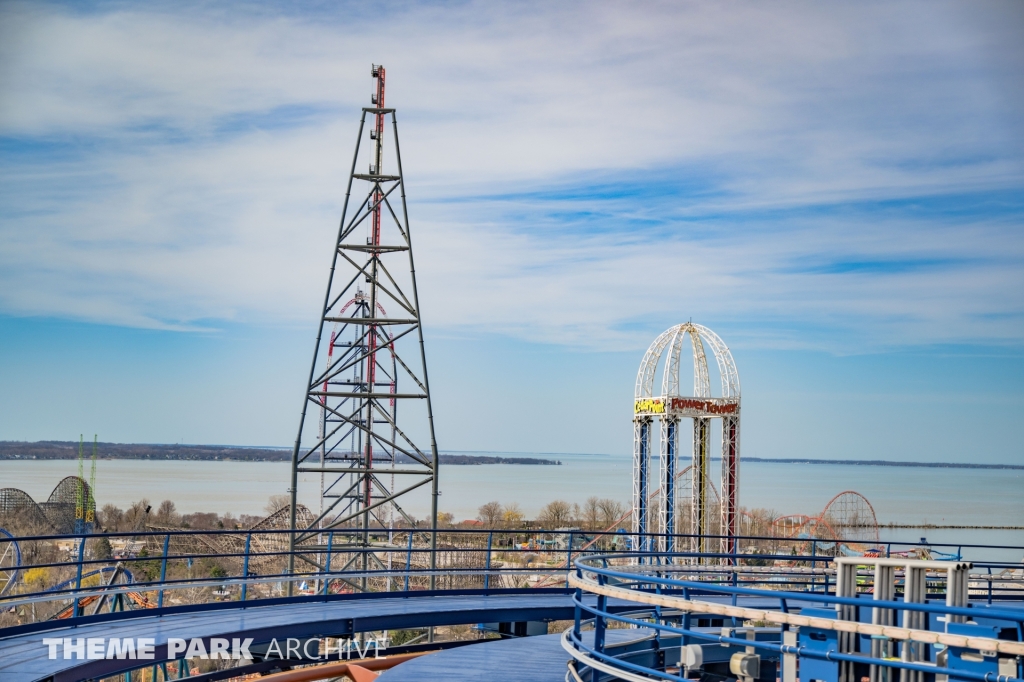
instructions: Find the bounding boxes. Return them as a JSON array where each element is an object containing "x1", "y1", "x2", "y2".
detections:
[{"x1": 1, "y1": 441, "x2": 1020, "y2": 470}]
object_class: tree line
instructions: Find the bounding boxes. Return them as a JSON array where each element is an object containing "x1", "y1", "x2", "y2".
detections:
[
  {"x1": 86, "y1": 495, "x2": 631, "y2": 533},
  {"x1": 470, "y1": 497, "x2": 627, "y2": 531}
]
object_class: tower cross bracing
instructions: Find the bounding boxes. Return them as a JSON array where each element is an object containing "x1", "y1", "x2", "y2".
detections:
[{"x1": 288, "y1": 65, "x2": 440, "y2": 580}]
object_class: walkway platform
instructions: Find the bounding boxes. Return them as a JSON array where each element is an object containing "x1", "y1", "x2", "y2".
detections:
[
  {"x1": 379, "y1": 629, "x2": 655, "y2": 681},
  {"x1": 0, "y1": 588, "x2": 804, "y2": 682},
  {"x1": 0, "y1": 589, "x2": 614, "y2": 682}
]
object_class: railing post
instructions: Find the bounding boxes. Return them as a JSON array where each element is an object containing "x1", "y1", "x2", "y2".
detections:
[
  {"x1": 731, "y1": 560, "x2": 739, "y2": 626},
  {"x1": 572, "y1": 567, "x2": 582, "y2": 642},
  {"x1": 594, "y1": 574, "x2": 607, "y2": 657},
  {"x1": 811, "y1": 540, "x2": 817, "y2": 591},
  {"x1": 323, "y1": 531, "x2": 334, "y2": 596},
  {"x1": 404, "y1": 531, "x2": 413, "y2": 592},
  {"x1": 240, "y1": 532, "x2": 252, "y2": 602},
  {"x1": 782, "y1": 629, "x2": 797, "y2": 682},
  {"x1": 682, "y1": 586, "x2": 691, "y2": 645},
  {"x1": 484, "y1": 531, "x2": 493, "y2": 591},
  {"x1": 987, "y1": 566, "x2": 992, "y2": 605},
  {"x1": 72, "y1": 534, "x2": 86, "y2": 618},
  {"x1": 654, "y1": 581, "x2": 663, "y2": 650},
  {"x1": 429, "y1": 526, "x2": 437, "y2": 592},
  {"x1": 157, "y1": 533, "x2": 170, "y2": 608},
  {"x1": 565, "y1": 531, "x2": 573, "y2": 589}
]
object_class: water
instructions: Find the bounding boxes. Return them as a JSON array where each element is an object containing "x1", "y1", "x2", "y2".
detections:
[{"x1": 2, "y1": 455, "x2": 1021, "y2": 560}]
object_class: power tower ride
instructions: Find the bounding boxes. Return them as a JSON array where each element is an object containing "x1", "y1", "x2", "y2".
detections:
[
  {"x1": 633, "y1": 323, "x2": 740, "y2": 561},
  {"x1": 288, "y1": 65, "x2": 440, "y2": 584}
]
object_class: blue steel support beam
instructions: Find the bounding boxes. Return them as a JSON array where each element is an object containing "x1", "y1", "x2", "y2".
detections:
[
  {"x1": 637, "y1": 419, "x2": 651, "y2": 555},
  {"x1": 158, "y1": 533, "x2": 170, "y2": 609},
  {"x1": 693, "y1": 417, "x2": 710, "y2": 555},
  {"x1": 661, "y1": 418, "x2": 678, "y2": 555},
  {"x1": 71, "y1": 537, "x2": 86, "y2": 618}
]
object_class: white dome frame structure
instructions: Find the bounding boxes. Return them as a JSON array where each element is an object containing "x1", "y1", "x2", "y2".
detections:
[{"x1": 633, "y1": 323, "x2": 740, "y2": 558}]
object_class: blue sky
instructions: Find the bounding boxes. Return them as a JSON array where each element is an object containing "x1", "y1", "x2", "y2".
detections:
[{"x1": 1, "y1": 1, "x2": 1022, "y2": 463}]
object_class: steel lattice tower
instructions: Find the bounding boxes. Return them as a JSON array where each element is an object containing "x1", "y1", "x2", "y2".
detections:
[{"x1": 288, "y1": 65, "x2": 440, "y2": 582}]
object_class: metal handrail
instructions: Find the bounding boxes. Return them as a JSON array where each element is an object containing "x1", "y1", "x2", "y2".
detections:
[
  {"x1": 574, "y1": 553, "x2": 1024, "y2": 621},
  {"x1": 0, "y1": 528, "x2": 1020, "y2": 629},
  {"x1": 565, "y1": 555, "x2": 1024, "y2": 682}
]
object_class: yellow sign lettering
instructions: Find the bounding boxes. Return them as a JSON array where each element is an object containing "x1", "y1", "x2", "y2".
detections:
[{"x1": 634, "y1": 399, "x2": 665, "y2": 414}]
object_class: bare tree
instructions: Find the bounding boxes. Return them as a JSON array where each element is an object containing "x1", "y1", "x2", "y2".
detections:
[
  {"x1": 123, "y1": 499, "x2": 152, "y2": 530},
  {"x1": 477, "y1": 501, "x2": 503, "y2": 528},
  {"x1": 265, "y1": 495, "x2": 291, "y2": 516},
  {"x1": 155, "y1": 500, "x2": 179, "y2": 526},
  {"x1": 181, "y1": 512, "x2": 219, "y2": 530},
  {"x1": 596, "y1": 499, "x2": 627, "y2": 530},
  {"x1": 537, "y1": 500, "x2": 574, "y2": 529},
  {"x1": 581, "y1": 497, "x2": 602, "y2": 531},
  {"x1": 99, "y1": 504, "x2": 124, "y2": 531}
]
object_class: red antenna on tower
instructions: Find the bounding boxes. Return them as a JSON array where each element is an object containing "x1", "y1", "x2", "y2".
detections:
[{"x1": 365, "y1": 64, "x2": 386, "y2": 510}]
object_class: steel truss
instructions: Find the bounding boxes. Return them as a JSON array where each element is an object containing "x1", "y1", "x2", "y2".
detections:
[
  {"x1": 633, "y1": 323, "x2": 741, "y2": 561},
  {"x1": 289, "y1": 65, "x2": 440, "y2": 584}
]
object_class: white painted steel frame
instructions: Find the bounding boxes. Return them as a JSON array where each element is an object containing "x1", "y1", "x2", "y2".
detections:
[{"x1": 633, "y1": 323, "x2": 741, "y2": 561}]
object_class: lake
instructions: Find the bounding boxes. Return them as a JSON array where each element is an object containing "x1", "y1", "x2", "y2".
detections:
[{"x1": 2, "y1": 454, "x2": 1021, "y2": 561}]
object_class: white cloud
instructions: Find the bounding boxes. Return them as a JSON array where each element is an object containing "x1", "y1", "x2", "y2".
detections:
[{"x1": 0, "y1": 0, "x2": 1022, "y2": 349}]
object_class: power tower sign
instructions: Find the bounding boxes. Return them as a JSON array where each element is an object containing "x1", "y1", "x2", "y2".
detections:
[
  {"x1": 632, "y1": 323, "x2": 741, "y2": 560},
  {"x1": 634, "y1": 397, "x2": 739, "y2": 417}
]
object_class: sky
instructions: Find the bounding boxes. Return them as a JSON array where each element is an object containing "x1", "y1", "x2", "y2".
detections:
[{"x1": 1, "y1": 1, "x2": 1023, "y2": 464}]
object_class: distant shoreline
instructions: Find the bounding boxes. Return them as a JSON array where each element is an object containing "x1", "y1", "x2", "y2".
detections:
[
  {"x1": 0, "y1": 441, "x2": 561, "y2": 466},
  {"x1": 882, "y1": 524, "x2": 1024, "y2": 530},
  {"x1": 740, "y1": 457, "x2": 1024, "y2": 470},
  {"x1": 0, "y1": 441, "x2": 1018, "y2": 470}
]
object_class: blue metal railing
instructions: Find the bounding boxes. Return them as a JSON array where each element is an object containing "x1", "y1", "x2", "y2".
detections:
[
  {"x1": 567, "y1": 552, "x2": 1024, "y2": 682},
  {"x1": 0, "y1": 528, "x2": 1021, "y2": 630}
]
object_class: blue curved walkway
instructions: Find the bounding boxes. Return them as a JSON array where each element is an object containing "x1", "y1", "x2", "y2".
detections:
[
  {"x1": 379, "y1": 628, "x2": 656, "y2": 681},
  {"x1": 0, "y1": 589, "x2": 609, "y2": 682}
]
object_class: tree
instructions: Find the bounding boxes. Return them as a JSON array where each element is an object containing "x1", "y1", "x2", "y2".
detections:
[
  {"x1": 155, "y1": 500, "x2": 179, "y2": 526},
  {"x1": 437, "y1": 512, "x2": 455, "y2": 528},
  {"x1": 134, "y1": 548, "x2": 160, "y2": 582},
  {"x1": 581, "y1": 497, "x2": 602, "y2": 531},
  {"x1": 181, "y1": 512, "x2": 219, "y2": 530},
  {"x1": 477, "y1": 501, "x2": 503, "y2": 528},
  {"x1": 99, "y1": 504, "x2": 124, "y2": 531},
  {"x1": 265, "y1": 495, "x2": 291, "y2": 515},
  {"x1": 22, "y1": 567, "x2": 52, "y2": 592},
  {"x1": 537, "y1": 500, "x2": 574, "y2": 529},
  {"x1": 123, "y1": 499, "x2": 152, "y2": 531},
  {"x1": 91, "y1": 536, "x2": 113, "y2": 561},
  {"x1": 596, "y1": 499, "x2": 626, "y2": 530},
  {"x1": 501, "y1": 503, "x2": 524, "y2": 529}
]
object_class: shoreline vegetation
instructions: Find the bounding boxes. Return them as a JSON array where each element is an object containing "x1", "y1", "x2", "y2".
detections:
[
  {"x1": 24, "y1": 496, "x2": 634, "y2": 535},
  {"x1": 0, "y1": 441, "x2": 561, "y2": 465},
  {"x1": 882, "y1": 524, "x2": 1024, "y2": 530},
  {"x1": 1, "y1": 441, "x2": 1020, "y2": 469},
  {"x1": 741, "y1": 457, "x2": 1024, "y2": 470},
  {"x1": 27, "y1": 495, "x2": 1021, "y2": 539}
]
